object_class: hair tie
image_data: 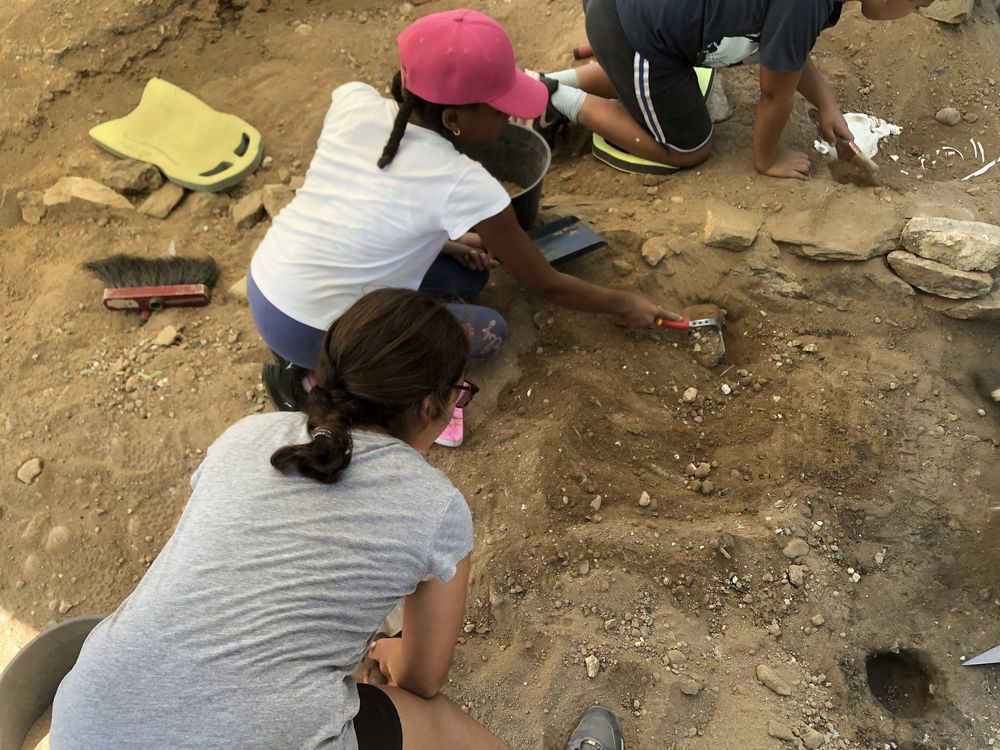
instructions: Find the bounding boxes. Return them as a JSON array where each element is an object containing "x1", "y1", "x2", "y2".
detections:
[{"x1": 312, "y1": 427, "x2": 333, "y2": 440}]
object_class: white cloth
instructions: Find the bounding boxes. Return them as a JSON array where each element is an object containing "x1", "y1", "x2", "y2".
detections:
[{"x1": 250, "y1": 82, "x2": 510, "y2": 330}]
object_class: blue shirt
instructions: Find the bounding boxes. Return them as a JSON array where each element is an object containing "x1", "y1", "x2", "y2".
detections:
[{"x1": 616, "y1": 0, "x2": 844, "y2": 72}]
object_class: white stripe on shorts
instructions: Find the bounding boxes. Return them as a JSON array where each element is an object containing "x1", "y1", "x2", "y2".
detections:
[{"x1": 633, "y1": 52, "x2": 665, "y2": 143}]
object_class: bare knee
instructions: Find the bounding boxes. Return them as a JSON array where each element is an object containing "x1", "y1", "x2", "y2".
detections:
[{"x1": 664, "y1": 136, "x2": 713, "y2": 168}]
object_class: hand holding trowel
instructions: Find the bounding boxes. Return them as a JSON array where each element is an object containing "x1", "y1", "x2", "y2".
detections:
[{"x1": 809, "y1": 109, "x2": 879, "y2": 176}]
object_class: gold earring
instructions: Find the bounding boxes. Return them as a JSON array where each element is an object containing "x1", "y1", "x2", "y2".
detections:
[{"x1": 452, "y1": 128, "x2": 461, "y2": 136}]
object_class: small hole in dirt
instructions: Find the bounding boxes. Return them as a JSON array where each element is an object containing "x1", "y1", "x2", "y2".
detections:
[{"x1": 866, "y1": 650, "x2": 935, "y2": 718}]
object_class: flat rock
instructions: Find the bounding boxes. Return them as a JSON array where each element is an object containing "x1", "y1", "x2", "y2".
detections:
[
  {"x1": 667, "y1": 649, "x2": 686, "y2": 665},
  {"x1": 1, "y1": 187, "x2": 22, "y2": 228},
  {"x1": 920, "y1": 0, "x2": 974, "y2": 24},
  {"x1": 887, "y1": 250, "x2": 993, "y2": 299},
  {"x1": 756, "y1": 664, "x2": 792, "y2": 696},
  {"x1": 232, "y1": 189, "x2": 265, "y2": 229},
  {"x1": 731, "y1": 263, "x2": 807, "y2": 299},
  {"x1": 767, "y1": 721, "x2": 796, "y2": 741},
  {"x1": 138, "y1": 182, "x2": 185, "y2": 219},
  {"x1": 703, "y1": 200, "x2": 762, "y2": 251},
  {"x1": 901, "y1": 216, "x2": 1000, "y2": 272},
  {"x1": 17, "y1": 458, "x2": 43, "y2": 484},
  {"x1": 782, "y1": 539, "x2": 810, "y2": 559},
  {"x1": 925, "y1": 279, "x2": 1000, "y2": 320},
  {"x1": 262, "y1": 183, "x2": 295, "y2": 219},
  {"x1": 767, "y1": 202, "x2": 902, "y2": 261},
  {"x1": 43, "y1": 176, "x2": 133, "y2": 211},
  {"x1": 641, "y1": 236, "x2": 669, "y2": 267},
  {"x1": 860, "y1": 257, "x2": 916, "y2": 297},
  {"x1": 100, "y1": 159, "x2": 163, "y2": 195}
]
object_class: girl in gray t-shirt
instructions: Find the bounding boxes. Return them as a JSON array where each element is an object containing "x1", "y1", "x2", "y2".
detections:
[{"x1": 50, "y1": 288, "x2": 624, "y2": 750}]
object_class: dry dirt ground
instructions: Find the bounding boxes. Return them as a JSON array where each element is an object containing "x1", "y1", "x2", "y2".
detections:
[{"x1": 2, "y1": 1, "x2": 1000, "y2": 748}]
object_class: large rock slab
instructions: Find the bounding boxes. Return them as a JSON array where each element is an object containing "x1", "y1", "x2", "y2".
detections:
[
  {"x1": 919, "y1": 0, "x2": 974, "y2": 24},
  {"x1": 901, "y1": 217, "x2": 1000, "y2": 272},
  {"x1": 887, "y1": 250, "x2": 993, "y2": 299},
  {"x1": 43, "y1": 176, "x2": 133, "y2": 211},
  {"x1": 703, "y1": 200, "x2": 762, "y2": 251},
  {"x1": 925, "y1": 280, "x2": 1000, "y2": 320},
  {"x1": 767, "y1": 203, "x2": 902, "y2": 261}
]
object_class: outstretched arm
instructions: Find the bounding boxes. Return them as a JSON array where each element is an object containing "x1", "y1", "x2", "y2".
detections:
[
  {"x1": 796, "y1": 59, "x2": 852, "y2": 146},
  {"x1": 475, "y1": 206, "x2": 679, "y2": 326}
]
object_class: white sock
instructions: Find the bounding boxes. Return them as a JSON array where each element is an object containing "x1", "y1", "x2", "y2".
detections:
[
  {"x1": 548, "y1": 68, "x2": 582, "y2": 89},
  {"x1": 550, "y1": 84, "x2": 587, "y2": 124}
]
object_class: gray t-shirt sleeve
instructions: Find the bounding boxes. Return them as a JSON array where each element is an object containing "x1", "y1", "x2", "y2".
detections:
[
  {"x1": 425, "y1": 492, "x2": 474, "y2": 582},
  {"x1": 760, "y1": 0, "x2": 830, "y2": 72}
]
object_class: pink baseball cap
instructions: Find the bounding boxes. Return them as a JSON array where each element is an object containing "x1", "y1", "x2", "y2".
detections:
[{"x1": 396, "y1": 9, "x2": 547, "y2": 120}]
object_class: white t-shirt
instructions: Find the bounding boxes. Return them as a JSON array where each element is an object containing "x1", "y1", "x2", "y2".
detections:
[{"x1": 250, "y1": 82, "x2": 511, "y2": 330}]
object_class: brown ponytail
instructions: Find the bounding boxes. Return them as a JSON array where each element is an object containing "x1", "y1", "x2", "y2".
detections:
[{"x1": 270, "y1": 289, "x2": 470, "y2": 483}]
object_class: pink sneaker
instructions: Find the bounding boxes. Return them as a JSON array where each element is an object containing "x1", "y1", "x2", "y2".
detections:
[{"x1": 434, "y1": 407, "x2": 464, "y2": 448}]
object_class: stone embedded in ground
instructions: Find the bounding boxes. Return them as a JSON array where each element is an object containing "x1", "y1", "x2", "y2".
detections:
[
  {"x1": 802, "y1": 727, "x2": 827, "y2": 749},
  {"x1": 138, "y1": 182, "x2": 185, "y2": 219},
  {"x1": 19, "y1": 191, "x2": 47, "y2": 224},
  {"x1": 232, "y1": 189, "x2": 266, "y2": 229},
  {"x1": 922, "y1": 279, "x2": 1000, "y2": 320},
  {"x1": 17, "y1": 457, "x2": 43, "y2": 484},
  {"x1": 585, "y1": 654, "x2": 600, "y2": 678},
  {"x1": 667, "y1": 649, "x2": 686, "y2": 665},
  {"x1": 783, "y1": 539, "x2": 810, "y2": 559},
  {"x1": 641, "y1": 236, "x2": 670, "y2": 267},
  {"x1": 934, "y1": 106, "x2": 962, "y2": 126},
  {"x1": 289, "y1": 175, "x2": 306, "y2": 191},
  {"x1": 703, "y1": 201, "x2": 762, "y2": 251},
  {"x1": 262, "y1": 183, "x2": 295, "y2": 219},
  {"x1": 756, "y1": 664, "x2": 792, "y2": 696},
  {"x1": 860, "y1": 257, "x2": 916, "y2": 297},
  {"x1": 154, "y1": 325, "x2": 179, "y2": 347},
  {"x1": 730, "y1": 263, "x2": 807, "y2": 299},
  {"x1": 228, "y1": 275, "x2": 248, "y2": 302},
  {"x1": 767, "y1": 203, "x2": 902, "y2": 261},
  {"x1": 788, "y1": 564, "x2": 805, "y2": 587},
  {"x1": 100, "y1": 159, "x2": 164, "y2": 195},
  {"x1": 45, "y1": 525, "x2": 73, "y2": 552},
  {"x1": 679, "y1": 679, "x2": 702, "y2": 696},
  {"x1": 1, "y1": 187, "x2": 22, "y2": 228},
  {"x1": 612, "y1": 259, "x2": 634, "y2": 277},
  {"x1": 188, "y1": 191, "x2": 230, "y2": 218},
  {"x1": 887, "y1": 250, "x2": 993, "y2": 299},
  {"x1": 682, "y1": 387, "x2": 699, "y2": 403},
  {"x1": 901, "y1": 216, "x2": 1000, "y2": 272},
  {"x1": 43, "y1": 176, "x2": 133, "y2": 211},
  {"x1": 767, "y1": 721, "x2": 796, "y2": 742},
  {"x1": 638, "y1": 491, "x2": 651, "y2": 507},
  {"x1": 920, "y1": 0, "x2": 974, "y2": 24}
]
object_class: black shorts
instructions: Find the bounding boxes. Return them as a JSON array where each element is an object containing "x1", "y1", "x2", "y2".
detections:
[
  {"x1": 584, "y1": 0, "x2": 714, "y2": 152},
  {"x1": 354, "y1": 684, "x2": 403, "y2": 750}
]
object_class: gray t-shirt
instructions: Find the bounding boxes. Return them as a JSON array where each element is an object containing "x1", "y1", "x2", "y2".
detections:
[
  {"x1": 51, "y1": 412, "x2": 473, "y2": 750},
  {"x1": 616, "y1": 0, "x2": 844, "y2": 71}
]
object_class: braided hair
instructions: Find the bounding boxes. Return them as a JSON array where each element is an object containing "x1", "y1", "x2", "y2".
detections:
[
  {"x1": 378, "y1": 71, "x2": 471, "y2": 169},
  {"x1": 270, "y1": 289, "x2": 470, "y2": 483}
]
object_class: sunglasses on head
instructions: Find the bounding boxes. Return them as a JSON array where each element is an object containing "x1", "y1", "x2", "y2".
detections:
[{"x1": 453, "y1": 380, "x2": 479, "y2": 409}]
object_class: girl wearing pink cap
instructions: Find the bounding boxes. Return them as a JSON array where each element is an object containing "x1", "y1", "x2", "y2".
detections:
[{"x1": 248, "y1": 8, "x2": 676, "y2": 448}]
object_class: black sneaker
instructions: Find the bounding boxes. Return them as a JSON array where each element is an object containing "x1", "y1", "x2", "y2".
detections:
[
  {"x1": 261, "y1": 361, "x2": 309, "y2": 412},
  {"x1": 521, "y1": 72, "x2": 569, "y2": 148}
]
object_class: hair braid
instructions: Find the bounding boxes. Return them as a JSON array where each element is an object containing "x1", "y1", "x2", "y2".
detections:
[{"x1": 378, "y1": 94, "x2": 417, "y2": 169}]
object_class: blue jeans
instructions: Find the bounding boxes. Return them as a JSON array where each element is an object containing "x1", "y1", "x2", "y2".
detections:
[{"x1": 248, "y1": 255, "x2": 508, "y2": 370}]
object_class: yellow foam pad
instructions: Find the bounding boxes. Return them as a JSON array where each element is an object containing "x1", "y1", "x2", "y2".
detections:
[
  {"x1": 592, "y1": 68, "x2": 714, "y2": 176},
  {"x1": 90, "y1": 78, "x2": 264, "y2": 192}
]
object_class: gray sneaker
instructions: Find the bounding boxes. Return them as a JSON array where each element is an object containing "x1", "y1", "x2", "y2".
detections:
[{"x1": 566, "y1": 706, "x2": 625, "y2": 750}]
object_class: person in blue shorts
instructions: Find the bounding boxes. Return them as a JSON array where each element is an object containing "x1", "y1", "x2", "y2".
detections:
[{"x1": 529, "y1": 0, "x2": 930, "y2": 177}]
